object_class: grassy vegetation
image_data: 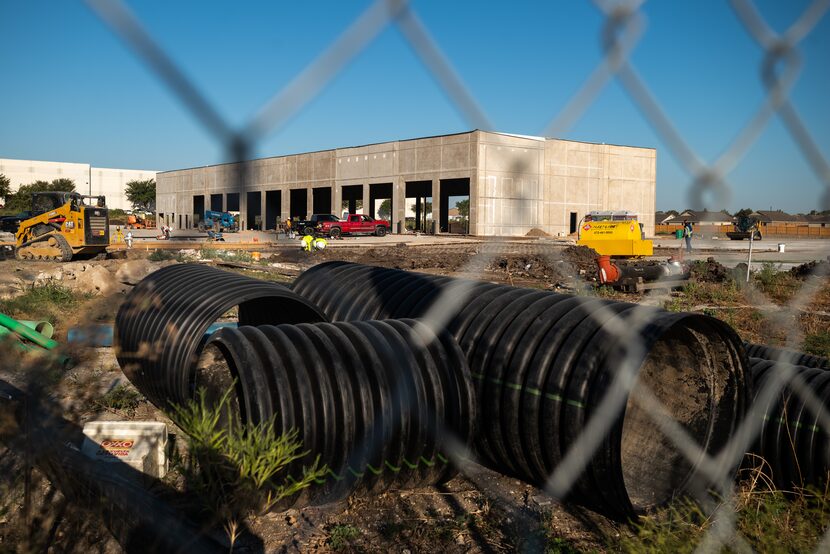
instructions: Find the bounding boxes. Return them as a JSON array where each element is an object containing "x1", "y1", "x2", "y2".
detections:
[
  {"x1": 327, "y1": 524, "x2": 361, "y2": 551},
  {"x1": 0, "y1": 283, "x2": 93, "y2": 321},
  {"x1": 96, "y1": 384, "x2": 143, "y2": 414},
  {"x1": 146, "y1": 249, "x2": 196, "y2": 262},
  {"x1": 803, "y1": 330, "x2": 830, "y2": 358},
  {"x1": 199, "y1": 248, "x2": 254, "y2": 263},
  {"x1": 618, "y1": 484, "x2": 830, "y2": 553},
  {"x1": 170, "y1": 387, "x2": 327, "y2": 542},
  {"x1": 754, "y1": 261, "x2": 801, "y2": 304}
]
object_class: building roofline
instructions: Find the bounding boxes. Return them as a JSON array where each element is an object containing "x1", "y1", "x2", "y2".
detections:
[
  {"x1": 1, "y1": 157, "x2": 158, "y2": 173},
  {"x1": 156, "y1": 129, "x2": 656, "y2": 175},
  {"x1": 157, "y1": 130, "x2": 481, "y2": 175}
]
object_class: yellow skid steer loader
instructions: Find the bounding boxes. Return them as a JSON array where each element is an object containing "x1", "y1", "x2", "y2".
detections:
[{"x1": 15, "y1": 192, "x2": 110, "y2": 261}]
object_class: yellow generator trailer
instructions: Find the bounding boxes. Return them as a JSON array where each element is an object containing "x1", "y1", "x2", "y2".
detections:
[
  {"x1": 15, "y1": 192, "x2": 110, "y2": 261},
  {"x1": 576, "y1": 210, "x2": 653, "y2": 257}
]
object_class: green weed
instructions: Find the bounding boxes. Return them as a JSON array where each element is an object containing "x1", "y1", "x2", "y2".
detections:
[
  {"x1": 803, "y1": 330, "x2": 830, "y2": 358},
  {"x1": 170, "y1": 387, "x2": 326, "y2": 538},
  {"x1": 146, "y1": 249, "x2": 174, "y2": 261},
  {"x1": 618, "y1": 486, "x2": 830, "y2": 553},
  {"x1": 199, "y1": 249, "x2": 253, "y2": 263},
  {"x1": 96, "y1": 384, "x2": 143, "y2": 414},
  {"x1": 753, "y1": 261, "x2": 800, "y2": 303},
  {"x1": 327, "y1": 524, "x2": 361, "y2": 551},
  {"x1": 147, "y1": 249, "x2": 195, "y2": 262},
  {"x1": 0, "y1": 283, "x2": 92, "y2": 321}
]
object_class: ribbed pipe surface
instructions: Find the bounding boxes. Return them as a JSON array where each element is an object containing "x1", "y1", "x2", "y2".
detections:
[
  {"x1": 745, "y1": 342, "x2": 830, "y2": 369},
  {"x1": 197, "y1": 319, "x2": 476, "y2": 505},
  {"x1": 293, "y1": 262, "x2": 749, "y2": 516},
  {"x1": 115, "y1": 264, "x2": 326, "y2": 408},
  {"x1": 749, "y1": 356, "x2": 830, "y2": 489}
]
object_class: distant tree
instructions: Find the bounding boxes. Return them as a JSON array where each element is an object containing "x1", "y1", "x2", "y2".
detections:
[
  {"x1": 125, "y1": 179, "x2": 156, "y2": 211},
  {"x1": 456, "y1": 199, "x2": 469, "y2": 218},
  {"x1": 0, "y1": 174, "x2": 11, "y2": 203},
  {"x1": 733, "y1": 208, "x2": 754, "y2": 219},
  {"x1": 2, "y1": 178, "x2": 76, "y2": 213},
  {"x1": 410, "y1": 200, "x2": 432, "y2": 214},
  {"x1": 51, "y1": 178, "x2": 76, "y2": 191},
  {"x1": 377, "y1": 198, "x2": 392, "y2": 220}
]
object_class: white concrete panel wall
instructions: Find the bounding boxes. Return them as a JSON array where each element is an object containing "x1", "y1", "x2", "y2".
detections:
[
  {"x1": 476, "y1": 132, "x2": 545, "y2": 236},
  {"x1": 543, "y1": 141, "x2": 656, "y2": 237},
  {"x1": 91, "y1": 167, "x2": 158, "y2": 210},
  {"x1": 0, "y1": 158, "x2": 90, "y2": 194},
  {"x1": 0, "y1": 158, "x2": 157, "y2": 211}
]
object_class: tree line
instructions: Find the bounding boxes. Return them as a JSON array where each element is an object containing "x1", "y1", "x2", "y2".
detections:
[{"x1": 0, "y1": 174, "x2": 155, "y2": 214}]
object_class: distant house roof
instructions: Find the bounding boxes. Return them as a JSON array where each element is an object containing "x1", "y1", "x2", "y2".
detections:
[
  {"x1": 804, "y1": 213, "x2": 830, "y2": 224},
  {"x1": 447, "y1": 207, "x2": 460, "y2": 217},
  {"x1": 752, "y1": 210, "x2": 800, "y2": 223},
  {"x1": 665, "y1": 209, "x2": 732, "y2": 224},
  {"x1": 655, "y1": 211, "x2": 675, "y2": 224}
]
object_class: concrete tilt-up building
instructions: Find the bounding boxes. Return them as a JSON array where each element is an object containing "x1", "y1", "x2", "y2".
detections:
[{"x1": 155, "y1": 130, "x2": 656, "y2": 237}]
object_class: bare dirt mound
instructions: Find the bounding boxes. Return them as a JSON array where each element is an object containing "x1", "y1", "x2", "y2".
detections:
[
  {"x1": 790, "y1": 260, "x2": 830, "y2": 279},
  {"x1": 689, "y1": 257, "x2": 730, "y2": 283},
  {"x1": 525, "y1": 227, "x2": 551, "y2": 237},
  {"x1": 561, "y1": 245, "x2": 599, "y2": 275}
]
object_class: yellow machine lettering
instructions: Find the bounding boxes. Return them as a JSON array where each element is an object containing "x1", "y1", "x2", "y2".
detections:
[{"x1": 577, "y1": 214, "x2": 653, "y2": 257}]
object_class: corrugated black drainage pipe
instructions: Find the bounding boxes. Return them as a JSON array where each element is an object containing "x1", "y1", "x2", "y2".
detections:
[
  {"x1": 293, "y1": 261, "x2": 749, "y2": 518},
  {"x1": 745, "y1": 342, "x2": 830, "y2": 369},
  {"x1": 115, "y1": 263, "x2": 326, "y2": 409},
  {"x1": 748, "y1": 356, "x2": 830, "y2": 489},
  {"x1": 195, "y1": 319, "x2": 476, "y2": 507}
]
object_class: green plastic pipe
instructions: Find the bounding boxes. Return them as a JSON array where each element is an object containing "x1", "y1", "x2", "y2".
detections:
[
  {"x1": 0, "y1": 313, "x2": 59, "y2": 350},
  {"x1": 0, "y1": 320, "x2": 54, "y2": 340}
]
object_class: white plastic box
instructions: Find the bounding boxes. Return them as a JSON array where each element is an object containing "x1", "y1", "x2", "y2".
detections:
[{"x1": 81, "y1": 420, "x2": 168, "y2": 478}]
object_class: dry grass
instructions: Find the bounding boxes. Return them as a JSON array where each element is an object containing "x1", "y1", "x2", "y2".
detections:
[{"x1": 619, "y1": 462, "x2": 830, "y2": 553}]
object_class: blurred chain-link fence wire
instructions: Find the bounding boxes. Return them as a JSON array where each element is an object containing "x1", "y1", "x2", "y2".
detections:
[{"x1": 74, "y1": 0, "x2": 830, "y2": 550}]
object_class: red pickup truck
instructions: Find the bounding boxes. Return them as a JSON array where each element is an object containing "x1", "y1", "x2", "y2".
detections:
[{"x1": 318, "y1": 214, "x2": 391, "y2": 238}]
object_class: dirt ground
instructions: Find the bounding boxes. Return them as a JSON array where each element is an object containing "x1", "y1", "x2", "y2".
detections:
[{"x1": 1, "y1": 242, "x2": 828, "y2": 552}]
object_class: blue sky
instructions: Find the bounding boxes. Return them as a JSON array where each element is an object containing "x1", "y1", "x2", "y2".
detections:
[{"x1": 1, "y1": 0, "x2": 828, "y2": 213}]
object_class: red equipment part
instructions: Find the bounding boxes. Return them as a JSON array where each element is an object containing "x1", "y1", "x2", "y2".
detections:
[{"x1": 597, "y1": 255, "x2": 621, "y2": 284}]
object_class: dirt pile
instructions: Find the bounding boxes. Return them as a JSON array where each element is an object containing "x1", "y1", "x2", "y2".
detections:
[
  {"x1": 525, "y1": 227, "x2": 551, "y2": 237},
  {"x1": 0, "y1": 258, "x2": 172, "y2": 300},
  {"x1": 689, "y1": 257, "x2": 731, "y2": 282},
  {"x1": 561, "y1": 245, "x2": 599, "y2": 275},
  {"x1": 487, "y1": 254, "x2": 570, "y2": 282},
  {"x1": 790, "y1": 259, "x2": 830, "y2": 279}
]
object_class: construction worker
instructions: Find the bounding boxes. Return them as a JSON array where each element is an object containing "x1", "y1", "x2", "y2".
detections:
[
  {"x1": 301, "y1": 235, "x2": 327, "y2": 252},
  {"x1": 114, "y1": 225, "x2": 124, "y2": 244},
  {"x1": 125, "y1": 230, "x2": 133, "y2": 249},
  {"x1": 683, "y1": 220, "x2": 693, "y2": 253},
  {"x1": 301, "y1": 234, "x2": 314, "y2": 252},
  {"x1": 285, "y1": 217, "x2": 295, "y2": 239}
]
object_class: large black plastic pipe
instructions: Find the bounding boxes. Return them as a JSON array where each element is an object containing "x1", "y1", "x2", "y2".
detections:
[
  {"x1": 749, "y1": 356, "x2": 830, "y2": 489},
  {"x1": 196, "y1": 319, "x2": 476, "y2": 506},
  {"x1": 745, "y1": 342, "x2": 830, "y2": 369},
  {"x1": 114, "y1": 264, "x2": 326, "y2": 408},
  {"x1": 293, "y1": 261, "x2": 749, "y2": 517}
]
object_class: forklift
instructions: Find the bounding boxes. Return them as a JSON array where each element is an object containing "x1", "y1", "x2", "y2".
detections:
[{"x1": 15, "y1": 191, "x2": 110, "y2": 261}]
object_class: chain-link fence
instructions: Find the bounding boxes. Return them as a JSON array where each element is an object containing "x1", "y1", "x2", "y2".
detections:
[{"x1": 2, "y1": 0, "x2": 830, "y2": 551}]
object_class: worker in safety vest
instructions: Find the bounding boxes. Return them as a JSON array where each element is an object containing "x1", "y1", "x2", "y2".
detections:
[{"x1": 301, "y1": 235, "x2": 327, "y2": 252}]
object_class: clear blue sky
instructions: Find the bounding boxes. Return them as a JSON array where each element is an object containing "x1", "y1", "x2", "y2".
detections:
[{"x1": 1, "y1": 0, "x2": 828, "y2": 213}]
